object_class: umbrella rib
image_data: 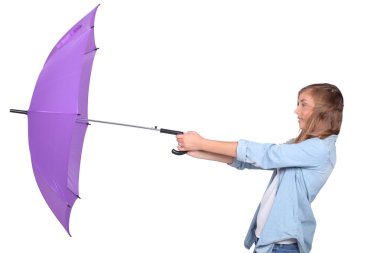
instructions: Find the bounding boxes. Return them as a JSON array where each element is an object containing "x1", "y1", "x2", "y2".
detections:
[
  {"x1": 85, "y1": 47, "x2": 99, "y2": 55},
  {"x1": 10, "y1": 109, "x2": 79, "y2": 115}
]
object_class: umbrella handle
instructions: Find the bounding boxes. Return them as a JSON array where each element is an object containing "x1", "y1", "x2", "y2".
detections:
[
  {"x1": 159, "y1": 128, "x2": 187, "y2": 156},
  {"x1": 171, "y1": 149, "x2": 187, "y2": 156}
]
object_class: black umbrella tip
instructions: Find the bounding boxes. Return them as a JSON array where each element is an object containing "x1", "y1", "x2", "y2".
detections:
[{"x1": 10, "y1": 109, "x2": 28, "y2": 115}]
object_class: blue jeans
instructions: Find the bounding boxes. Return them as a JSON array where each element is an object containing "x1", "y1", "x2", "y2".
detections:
[
  {"x1": 272, "y1": 243, "x2": 299, "y2": 253},
  {"x1": 254, "y1": 243, "x2": 300, "y2": 253}
]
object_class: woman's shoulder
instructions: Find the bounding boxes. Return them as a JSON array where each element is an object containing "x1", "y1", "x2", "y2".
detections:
[
  {"x1": 310, "y1": 134, "x2": 337, "y2": 147},
  {"x1": 299, "y1": 134, "x2": 337, "y2": 145},
  {"x1": 298, "y1": 135, "x2": 337, "y2": 157}
]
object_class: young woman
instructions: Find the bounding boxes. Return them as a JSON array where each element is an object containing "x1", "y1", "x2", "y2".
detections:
[{"x1": 176, "y1": 83, "x2": 344, "y2": 253}]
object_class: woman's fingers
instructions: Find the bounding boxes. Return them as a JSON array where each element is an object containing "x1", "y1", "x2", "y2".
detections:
[{"x1": 176, "y1": 131, "x2": 202, "y2": 151}]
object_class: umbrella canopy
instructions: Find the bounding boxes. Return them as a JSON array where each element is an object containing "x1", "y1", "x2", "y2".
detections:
[
  {"x1": 26, "y1": 5, "x2": 99, "y2": 235},
  {"x1": 10, "y1": 4, "x2": 187, "y2": 236}
]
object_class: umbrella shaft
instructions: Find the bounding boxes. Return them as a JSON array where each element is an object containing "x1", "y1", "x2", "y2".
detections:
[
  {"x1": 83, "y1": 118, "x2": 186, "y2": 155},
  {"x1": 85, "y1": 119, "x2": 159, "y2": 132}
]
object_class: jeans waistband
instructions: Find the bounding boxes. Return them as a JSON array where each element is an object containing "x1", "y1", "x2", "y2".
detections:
[{"x1": 273, "y1": 243, "x2": 298, "y2": 250}]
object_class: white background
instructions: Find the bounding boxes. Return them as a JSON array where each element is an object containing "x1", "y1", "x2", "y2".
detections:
[{"x1": 1, "y1": 1, "x2": 379, "y2": 252}]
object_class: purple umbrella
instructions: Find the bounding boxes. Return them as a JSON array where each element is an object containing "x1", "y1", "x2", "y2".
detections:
[
  {"x1": 12, "y1": 5, "x2": 100, "y2": 236},
  {"x1": 10, "y1": 5, "x2": 185, "y2": 236}
]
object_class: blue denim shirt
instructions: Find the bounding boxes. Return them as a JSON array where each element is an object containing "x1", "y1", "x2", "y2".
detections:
[{"x1": 229, "y1": 135, "x2": 337, "y2": 253}]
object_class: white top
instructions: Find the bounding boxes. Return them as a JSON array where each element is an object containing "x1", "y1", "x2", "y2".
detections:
[
  {"x1": 255, "y1": 169, "x2": 297, "y2": 244},
  {"x1": 255, "y1": 169, "x2": 280, "y2": 238}
]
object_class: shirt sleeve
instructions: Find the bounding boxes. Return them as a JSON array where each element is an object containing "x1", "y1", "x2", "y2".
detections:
[
  {"x1": 234, "y1": 137, "x2": 329, "y2": 170},
  {"x1": 228, "y1": 159, "x2": 262, "y2": 170}
]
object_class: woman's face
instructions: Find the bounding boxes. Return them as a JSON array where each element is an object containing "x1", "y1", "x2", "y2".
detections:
[{"x1": 295, "y1": 90, "x2": 315, "y2": 130}]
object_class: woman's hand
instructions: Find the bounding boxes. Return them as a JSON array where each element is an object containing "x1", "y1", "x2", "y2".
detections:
[
  {"x1": 176, "y1": 131, "x2": 205, "y2": 152},
  {"x1": 175, "y1": 131, "x2": 236, "y2": 163}
]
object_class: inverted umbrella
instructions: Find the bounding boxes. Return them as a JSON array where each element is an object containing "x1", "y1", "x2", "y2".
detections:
[{"x1": 10, "y1": 5, "x2": 185, "y2": 235}]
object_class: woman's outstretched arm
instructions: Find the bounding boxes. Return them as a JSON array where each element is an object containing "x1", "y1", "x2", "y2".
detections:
[
  {"x1": 184, "y1": 150, "x2": 234, "y2": 164},
  {"x1": 176, "y1": 131, "x2": 237, "y2": 163}
]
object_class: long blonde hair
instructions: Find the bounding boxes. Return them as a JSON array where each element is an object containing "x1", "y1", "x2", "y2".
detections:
[{"x1": 294, "y1": 83, "x2": 344, "y2": 143}]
